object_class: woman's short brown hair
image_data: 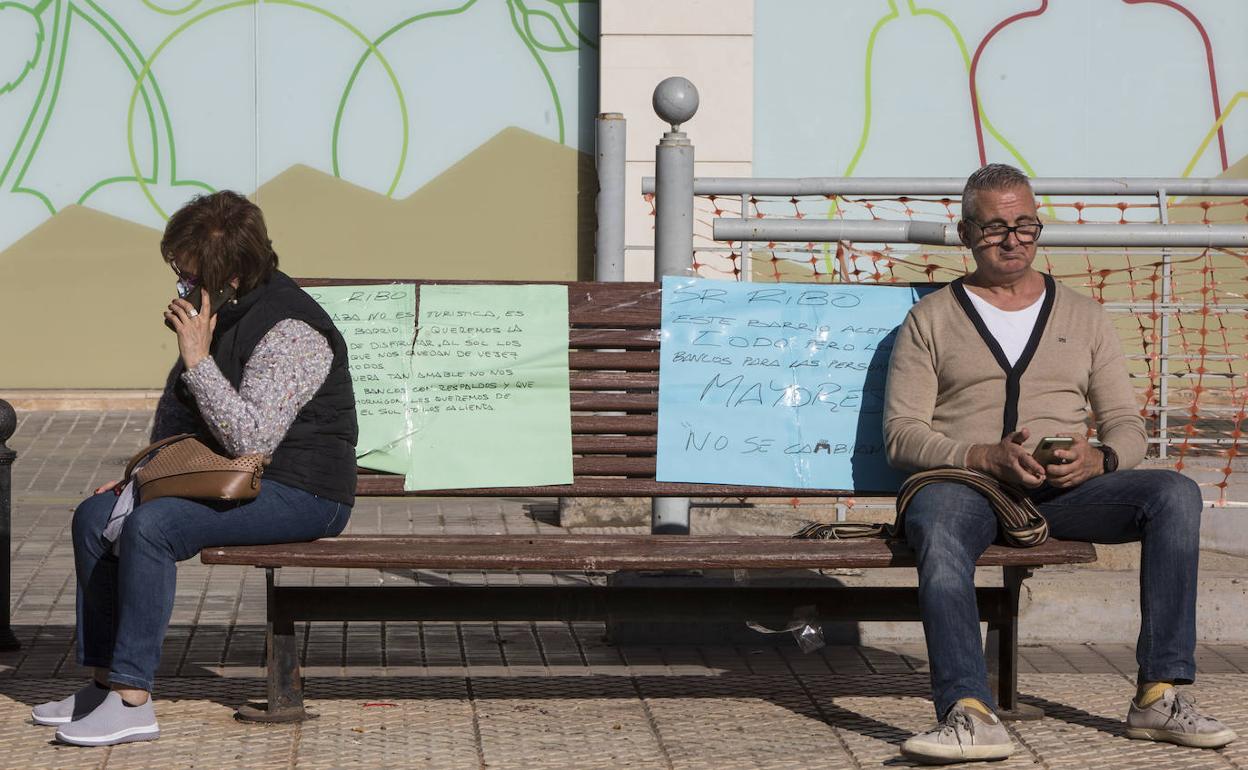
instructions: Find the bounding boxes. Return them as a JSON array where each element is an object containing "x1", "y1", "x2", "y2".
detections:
[{"x1": 160, "y1": 190, "x2": 279, "y2": 293}]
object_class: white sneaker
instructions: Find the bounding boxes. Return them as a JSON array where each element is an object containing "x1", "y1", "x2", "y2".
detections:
[
  {"x1": 31, "y1": 681, "x2": 110, "y2": 725},
  {"x1": 901, "y1": 703, "x2": 1014, "y2": 765},
  {"x1": 54, "y1": 691, "x2": 159, "y2": 746},
  {"x1": 1126, "y1": 687, "x2": 1237, "y2": 749}
]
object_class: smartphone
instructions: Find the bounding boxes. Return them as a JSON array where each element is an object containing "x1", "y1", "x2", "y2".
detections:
[
  {"x1": 189, "y1": 285, "x2": 237, "y2": 316},
  {"x1": 1033, "y1": 437, "x2": 1074, "y2": 466}
]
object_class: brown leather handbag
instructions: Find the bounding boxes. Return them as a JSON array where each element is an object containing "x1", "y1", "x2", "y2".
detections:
[{"x1": 124, "y1": 434, "x2": 267, "y2": 505}]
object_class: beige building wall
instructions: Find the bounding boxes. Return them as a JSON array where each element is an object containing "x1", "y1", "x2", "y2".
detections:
[{"x1": 599, "y1": 0, "x2": 754, "y2": 280}]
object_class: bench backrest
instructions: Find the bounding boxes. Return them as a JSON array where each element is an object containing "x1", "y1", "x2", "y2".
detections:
[{"x1": 301, "y1": 279, "x2": 853, "y2": 499}]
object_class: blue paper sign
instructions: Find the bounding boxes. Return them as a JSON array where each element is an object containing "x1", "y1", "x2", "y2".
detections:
[{"x1": 657, "y1": 277, "x2": 923, "y2": 492}]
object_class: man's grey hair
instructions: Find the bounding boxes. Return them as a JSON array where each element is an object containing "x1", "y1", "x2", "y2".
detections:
[{"x1": 961, "y1": 163, "x2": 1033, "y2": 221}]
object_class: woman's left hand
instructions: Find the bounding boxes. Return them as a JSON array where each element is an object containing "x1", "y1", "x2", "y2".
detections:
[{"x1": 164, "y1": 288, "x2": 217, "y2": 370}]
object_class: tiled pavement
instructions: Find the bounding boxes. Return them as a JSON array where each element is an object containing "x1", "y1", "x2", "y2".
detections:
[{"x1": 0, "y1": 411, "x2": 1245, "y2": 769}]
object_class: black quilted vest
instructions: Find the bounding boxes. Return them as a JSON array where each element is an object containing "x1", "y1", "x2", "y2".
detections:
[{"x1": 180, "y1": 271, "x2": 358, "y2": 505}]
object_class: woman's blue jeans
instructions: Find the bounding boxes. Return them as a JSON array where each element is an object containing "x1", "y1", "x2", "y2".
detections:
[
  {"x1": 904, "y1": 469, "x2": 1202, "y2": 718},
  {"x1": 71, "y1": 480, "x2": 350, "y2": 692}
]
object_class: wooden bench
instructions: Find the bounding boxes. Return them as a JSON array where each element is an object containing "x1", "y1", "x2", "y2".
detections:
[{"x1": 200, "y1": 279, "x2": 1097, "y2": 723}]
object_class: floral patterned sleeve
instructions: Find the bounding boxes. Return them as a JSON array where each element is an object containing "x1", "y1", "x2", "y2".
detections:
[{"x1": 180, "y1": 319, "x2": 333, "y2": 457}]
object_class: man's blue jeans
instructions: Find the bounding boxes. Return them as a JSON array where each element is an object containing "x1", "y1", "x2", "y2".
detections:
[
  {"x1": 71, "y1": 480, "x2": 350, "y2": 692},
  {"x1": 905, "y1": 469, "x2": 1202, "y2": 718}
]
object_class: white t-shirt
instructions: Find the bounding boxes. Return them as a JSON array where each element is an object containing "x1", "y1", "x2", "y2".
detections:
[{"x1": 965, "y1": 290, "x2": 1046, "y2": 366}]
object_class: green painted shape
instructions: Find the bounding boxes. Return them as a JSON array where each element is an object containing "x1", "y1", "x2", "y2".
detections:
[
  {"x1": 819, "y1": 0, "x2": 899, "y2": 275},
  {"x1": 0, "y1": 2, "x2": 43, "y2": 95},
  {"x1": 84, "y1": 0, "x2": 211, "y2": 199},
  {"x1": 268, "y1": 0, "x2": 410, "y2": 198},
  {"x1": 509, "y1": 0, "x2": 565, "y2": 145},
  {"x1": 69, "y1": 5, "x2": 160, "y2": 192},
  {"x1": 520, "y1": 5, "x2": 576, "y2": 52},
  {"x1": 4, "y1": 0, "x2": 211, "y2": 215},
  {"x1": 821, "y1": 0, "x2": 1056, "y2": 274},
  {"x1": 904, "y1": 0, "x2": 1055, "y2": 217},
  {"x1": 126, "y1": 0, "x2": 411, "y2": 219},
  {"x1": 552, "y1": 0, "x2": 597, "y2": 50},
  {"x1": 1, "y1": 0, "x2": 61, "y2": 205},
  {"x1": 330, "y1": 1, "x2": 481, "y2": 185},
  {"x1": 125, "y1": 0, "x2": 254, "y2": 219},
  {"x1": 140, "y1": 0, "x2": 203, "y2": 15}
]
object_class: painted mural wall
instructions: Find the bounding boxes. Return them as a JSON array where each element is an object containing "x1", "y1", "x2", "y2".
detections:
[
  {"x1": 0, "y1": 0, "x2": 598, "y2": 388},
  {"x1": 755, "y1": 0, "x2": 1246, "y2": 183}
]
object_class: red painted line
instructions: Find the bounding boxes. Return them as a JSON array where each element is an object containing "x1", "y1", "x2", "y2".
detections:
[
  {"x1": 1122, "y1": 0, "x2": 1229, "y2": 171},
  {"x1": 969, "y1": 1, "x2": 1050, "y2": 166}
]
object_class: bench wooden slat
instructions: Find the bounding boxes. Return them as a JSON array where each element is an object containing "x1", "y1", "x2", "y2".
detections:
[
  {"x1": 570, "y1": 372, "x2": 658, "y2": 390},
  {"x1": 572, "y1": 436, "x2": 656, "y2": 454},
  {"x1": 571, "y1": 393, "x2": 657, "y2": 412},
  {"x1": 570, "y1": 351, "x2": 659, "y2": 371},
  {"x1": 202, "y1": 534, "x2": 1097, "y2": 570},
  {"x1": 569, "y1": 329, "x2": 661, "y2": 349},
  {"x1": 571, "y1": 415, "x2": 656, "y2": 435},
  {"x1": 573, "y1": 457, "x2": 655, "y2": 476}
]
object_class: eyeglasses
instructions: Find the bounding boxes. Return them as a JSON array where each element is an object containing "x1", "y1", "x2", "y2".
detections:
[
  {"x1": 965, "y1": 219, "x2": 1043, "y2": 246},
  {"x1": 170, "y1": 261, "x2": 200, "y2": 286},
  {"x1": 170, "y1": 261, "x2": 201, "y2": 300}
]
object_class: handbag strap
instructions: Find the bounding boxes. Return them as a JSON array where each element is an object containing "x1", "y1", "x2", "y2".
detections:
[{"x1": 123, "y1": 433, "x2": 195, "y2": 482}]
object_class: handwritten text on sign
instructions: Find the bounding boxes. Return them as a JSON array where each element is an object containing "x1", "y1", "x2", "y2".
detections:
[
  {"x1": 405, "y1": 284, "x2": 573, "y2": 491},
  {"x1": 656, "y1": 277, "x2": 919, "y2": 491},
  {"x1": 309, "y1": 284, "x2": 415, "y2": 465}
]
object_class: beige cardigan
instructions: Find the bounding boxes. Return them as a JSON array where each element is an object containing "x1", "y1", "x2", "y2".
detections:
[{"x1": 883, "y1": 274, "x2": 1147, "y2": 472}]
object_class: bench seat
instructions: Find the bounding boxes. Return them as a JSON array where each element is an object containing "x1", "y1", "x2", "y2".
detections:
[{"x1": 203, "y1": 534, "x2": 1096, "y2": 571}]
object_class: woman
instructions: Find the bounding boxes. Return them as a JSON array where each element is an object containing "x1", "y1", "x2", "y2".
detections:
[{"x1": 32, "y1": 191, "x2": 358, "y2": 746}]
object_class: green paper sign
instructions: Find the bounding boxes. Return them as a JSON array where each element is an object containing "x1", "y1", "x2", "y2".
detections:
[{"x1": 405, "y1": 284, "x2": 573, "y2": 490}]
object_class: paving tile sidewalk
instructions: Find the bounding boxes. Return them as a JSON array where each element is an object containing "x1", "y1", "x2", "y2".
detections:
[{"x1": 0, "y1": 411, "x2": 1244, "y2": 769}]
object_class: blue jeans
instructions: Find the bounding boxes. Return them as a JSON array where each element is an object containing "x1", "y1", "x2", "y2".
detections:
[
  {"x1": 71, "y1": 480, "x2": 350, "y2": 692},
  {"x1": 905, "y1": 469, "x2": 1201, "y2": 718}
]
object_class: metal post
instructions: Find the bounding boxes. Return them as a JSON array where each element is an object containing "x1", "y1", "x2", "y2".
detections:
[
  {"x1": 1157, "y1": 189, "x2": 1171, "y2": 459},
  {"x1": 0, "y1": 399, "x2": 21, "y2": 650},
  {"x1": 595, "y1": 113, "x2": 627, "y2": 282},
  {"x1": 653, "y1": 77, "x2": 698, "y2": 277},
  {"x1": 652, "y1": 77, "x2": 699, "y2": 535}
]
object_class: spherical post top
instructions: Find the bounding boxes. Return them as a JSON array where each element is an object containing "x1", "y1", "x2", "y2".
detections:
[
  {"x1": 0, "y1": 399, "x2": 14, "y2": 445},
  {"x1": 653, "y1": 77, "x2": 699, "y2": 128}
]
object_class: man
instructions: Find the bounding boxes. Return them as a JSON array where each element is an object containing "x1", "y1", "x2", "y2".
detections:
[{"x1": 883, "y1": 164, "x2": 1237, "y2": 764}]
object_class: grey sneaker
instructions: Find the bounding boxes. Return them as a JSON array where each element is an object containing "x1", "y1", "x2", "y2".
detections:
[
  {"x1": 31, "y1": 681, "x2": 110, "y2": 725},
  {"x1": 901, "y1": 703, "x2": 1014, "y2": 764},
  {"x1": 54, "y1": 691, "x2": 159, "y2": 747},
  {"x1": 1126, "y1": 687, "x2": 1237, "y2": 749}
]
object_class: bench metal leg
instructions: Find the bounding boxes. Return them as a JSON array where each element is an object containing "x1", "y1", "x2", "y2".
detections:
[
  {"x1": 986, "y1": 566, "x2": 1043, "y2": 721},
  {"x1": 237, "y1": 569, "x2": 311, "y2": 723}
]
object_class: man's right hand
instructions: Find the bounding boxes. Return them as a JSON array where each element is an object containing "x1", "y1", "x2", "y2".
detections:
[{"x1": 966, "y1": 428, "x2": 1046, "y2": 488}]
